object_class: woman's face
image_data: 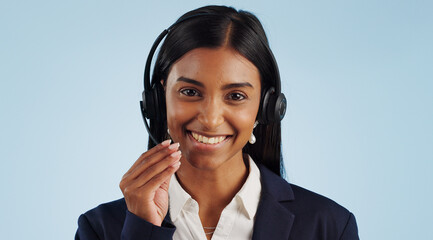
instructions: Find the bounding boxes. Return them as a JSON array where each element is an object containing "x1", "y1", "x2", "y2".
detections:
[{"x1": 165, "y1": 47, "x2": 261, "y2": 170}]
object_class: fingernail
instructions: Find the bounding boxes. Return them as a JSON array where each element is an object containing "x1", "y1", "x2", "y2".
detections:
[
  {"x1": 170, "y1": 161, "x2": 181, "y2": 168},
  {"x1": 168, "y1": 142, "x2": 180, "y2": 150},
  {"x1": 161, "y1": 139, "x2": 171, "y2": 147},
  {"x1": 170, "y1": 150, "x2": 181, "y2": 158}
]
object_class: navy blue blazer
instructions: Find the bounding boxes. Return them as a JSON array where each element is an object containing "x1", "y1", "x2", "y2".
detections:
[{"x1": 76, "y1": 165, "x2": 359, "y2": 239}]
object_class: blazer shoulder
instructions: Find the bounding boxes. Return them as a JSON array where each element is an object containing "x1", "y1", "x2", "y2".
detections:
[
  {"x1": 287, "y1": 184, "x2": 358, "y2": 239},
  {"x1": 256, "y1": 165, "x2": 359, "y2": 239},
  {"x1": 77, "y1": 198, "x2": 127, "y2": 239},
  {"x1": 83, "y1": 198, "x2": 127, "y2": 221},
  {"x1": 258, "y1": 163, "x2": 353, "y2": 218},
  {"x1": 77, "y1": 199, "x2": 176, "y2": 240},
  {"x1": 289, "y1": 184, "x2": 351, "y2": 215}
]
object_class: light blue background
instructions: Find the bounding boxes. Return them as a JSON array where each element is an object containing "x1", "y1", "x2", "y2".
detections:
[{"x1": 1, "y1": 0, "x2": 432, "y2": 239}]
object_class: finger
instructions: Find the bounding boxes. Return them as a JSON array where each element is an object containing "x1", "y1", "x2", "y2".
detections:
[
  {"x1": 128, "y1": 151, "x2": 181, "y2": 190},
  {"x1": 125, "y1": 139, "x2": 172, "y2": 174},
  {"x1": 141, "y1": 160, "x2": 181, "y2": 194},
  {"x1": 159, "y1": 170, "x2": 174, "y2": 192},
  {"x1": 124, "y1": 143, "x2": 180, "y2": 181}
]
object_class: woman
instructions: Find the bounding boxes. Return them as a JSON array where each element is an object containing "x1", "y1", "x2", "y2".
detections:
[{"x1": 75, "y1": 5, "x2": 359, "y2": 240}]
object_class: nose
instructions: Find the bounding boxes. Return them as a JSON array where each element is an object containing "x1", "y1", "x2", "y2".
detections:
[{"x1": 197, "y1": 98, "x2": 224, "y2": 130}]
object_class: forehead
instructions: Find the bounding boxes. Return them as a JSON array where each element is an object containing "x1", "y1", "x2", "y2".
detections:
[{"x1": 166, "y1": 47, "x2": 261, "y2": 87}]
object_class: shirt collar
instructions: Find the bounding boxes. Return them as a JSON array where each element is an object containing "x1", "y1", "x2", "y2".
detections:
[
  {"x1": 236, "y1": 155, "x2": 262, "y2": 220},
  {"x1": 168, "y1": 172, "x2": 192, "y2": 222},
  {"x1": 168, "y1": 155, "x2": 262, "y2": 221}
]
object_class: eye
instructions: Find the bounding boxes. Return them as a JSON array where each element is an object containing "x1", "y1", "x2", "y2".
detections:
[
  {"x1": 227, "y1": 92, "x2": 246, "y2": 101},
  {"x1": 180, "y1": 88, "x2": 200, "y2": 97}
]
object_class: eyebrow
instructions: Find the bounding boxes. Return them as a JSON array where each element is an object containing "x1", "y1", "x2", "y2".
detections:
[
  {"x1": 177, "y1": 77, "x2": 204, "y2": 87},
  {"x1": 177, "y1": 76, "x2": 254, "y2": 89},
  {"x1": 221, "y1": 82, "x2": 254, "y2": 90}
]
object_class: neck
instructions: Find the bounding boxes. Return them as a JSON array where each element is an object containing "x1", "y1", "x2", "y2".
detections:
[{"x1": 175, "y1": 153, "x2": 249, "y2": 208}]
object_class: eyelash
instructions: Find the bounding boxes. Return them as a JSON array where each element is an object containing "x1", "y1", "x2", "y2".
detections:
[
  {"x1": 179, "y1": 88, "x2": 247, "y2": 101},
  {"x1": 226, "y1": 92, "x2": 246, "y2": 101},
  {"x1": 180, "y1": 88, "x2": 201, "y2": 97}
]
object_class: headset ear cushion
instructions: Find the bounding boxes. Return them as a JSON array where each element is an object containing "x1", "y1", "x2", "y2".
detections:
[
  {"x1": 152, "y1": 82, "x2": 166, "y2": 121},
  {"x1": 142, "y1": 82, "x2": 166, "y2": 121},
  {"x1": 258, "y1": 87, "x2": 273, "y2": 124},
  {"x1": 267, "y1": 92, "x2": 287, "y2": 123},
  {"x1": 259, "y1": 87, "x2": 287, "y2": 124},
  {"x1": 274, "y1": 93, "x2": 287, "y2": 121},
  {"x1": 141, "y1": 90, "x2": 151, "y2": 119}
]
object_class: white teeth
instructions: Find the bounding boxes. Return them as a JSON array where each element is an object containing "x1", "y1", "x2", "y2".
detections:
[{"x1": 191, "y1": 132, "x2": 227, "y2": 144}]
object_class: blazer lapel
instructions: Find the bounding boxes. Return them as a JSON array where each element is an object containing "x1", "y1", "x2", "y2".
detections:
[{"x1": 252, "y1": 165, "x2": 296, "y2": 240}]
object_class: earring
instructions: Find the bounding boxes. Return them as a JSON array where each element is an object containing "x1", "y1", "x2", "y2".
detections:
[
  {"x1": 249, "y1": 121, "x2": 259, "y2": 144},
  {"x1": 249, "y1": 133, "x2": 256, "y2": 144},
  {"x1": 167, "y1": 129, "x2": 170, "y2": 136}
]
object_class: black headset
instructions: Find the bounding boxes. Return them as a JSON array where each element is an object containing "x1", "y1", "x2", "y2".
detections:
[{"x1": 140, "y1": 13, "x2": 287, "y2": 145}]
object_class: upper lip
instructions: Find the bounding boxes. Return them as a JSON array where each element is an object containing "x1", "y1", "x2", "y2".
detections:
[{"x1": 187, "y1": 130, "x2": 232, "y2": 138}]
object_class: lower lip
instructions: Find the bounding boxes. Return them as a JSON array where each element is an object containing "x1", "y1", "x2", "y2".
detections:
[{"x1": 187, "y1": 132, "x2": 231, "y2": 151}]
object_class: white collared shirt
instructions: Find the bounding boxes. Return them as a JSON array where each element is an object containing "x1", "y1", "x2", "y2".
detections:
[{"x1": 168, "y1": 156, "x2": 262, "y2": 240}]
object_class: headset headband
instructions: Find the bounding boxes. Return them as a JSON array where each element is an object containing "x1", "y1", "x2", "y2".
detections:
[
  {"x1": 141, "y1": 12, "x2": 286, "y2": 145},
  {"x1": 143, "y1": 13, "x2": 217, "y2": 91}
]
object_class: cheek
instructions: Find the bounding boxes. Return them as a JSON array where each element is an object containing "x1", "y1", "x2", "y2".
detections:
[
  {"x1": 165, "y1": 96, "x2": 194, "y2": 133},
  {"x1": 230, "y1": 102, "x2": 260, "y2": 138}
]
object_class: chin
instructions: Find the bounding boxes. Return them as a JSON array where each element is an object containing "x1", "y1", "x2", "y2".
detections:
[
  {"x1": 183, "y1": 155, "x2": 225, "y2": 171},
  {"x1": 181, "y1": 149, "x2": 246, "y2": 173}
]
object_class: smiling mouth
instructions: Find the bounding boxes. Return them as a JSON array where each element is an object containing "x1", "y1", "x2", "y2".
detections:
[{"x1": 189, "y1": 131, "x2": 230, "y2": 144}]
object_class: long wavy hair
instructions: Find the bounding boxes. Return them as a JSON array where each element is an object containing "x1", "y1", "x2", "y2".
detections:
[{"x1": 147, "y1": 5, "x2": 285, "y2": 177}]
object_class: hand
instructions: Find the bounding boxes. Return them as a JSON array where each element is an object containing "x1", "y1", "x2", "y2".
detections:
[{"x1": 119, "y1": 140, "x2": 181, "y2": 226}]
